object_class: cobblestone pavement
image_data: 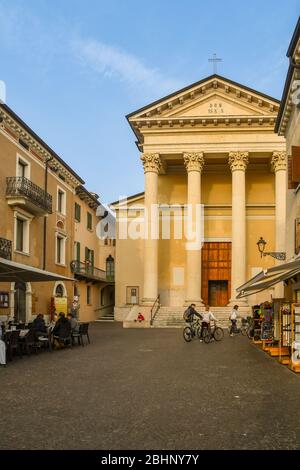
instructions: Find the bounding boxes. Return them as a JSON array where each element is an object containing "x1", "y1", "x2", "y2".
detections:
[{"x1": 1, "y1": 323, "x2": 300, "y2": 450}]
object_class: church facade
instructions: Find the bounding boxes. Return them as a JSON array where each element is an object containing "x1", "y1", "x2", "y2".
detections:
[{"x1": 112, "y1": 75, "x2": 286, "y2": 326}]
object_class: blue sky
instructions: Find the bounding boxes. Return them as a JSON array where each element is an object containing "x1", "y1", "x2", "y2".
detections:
[{"x1": 0, "y1": 0, "x2": 299, "y2": 203}]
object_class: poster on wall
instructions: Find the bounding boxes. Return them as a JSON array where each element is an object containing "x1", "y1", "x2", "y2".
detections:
[
  {"x1": 54, "y1": 297, "x2": 68, "y2": 315},
  {"x1": 0, "y1": 292, "x2": 9, "y2": 308}
]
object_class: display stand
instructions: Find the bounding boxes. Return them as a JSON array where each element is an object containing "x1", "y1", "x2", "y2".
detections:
[
  {"x1": 289, "y1": 303, "x2": 300, "y2": 373},
  {"x1": 266, "y1": 299, "x2": 283, "y2": 356},
  {"x1": 278, "y1": 302, "x2": 292, "y2": 364}
]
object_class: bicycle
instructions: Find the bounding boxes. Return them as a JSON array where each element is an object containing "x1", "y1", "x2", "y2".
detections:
[
  {"x1": 183, "y1": 319, "x2": 201, "y2": 342},
  {"x1": 201, "y1": 322, "x2": 224, "y2": 343},
  {"x1": 228, "y1": 318, "x2": 249, "y2": 336}
]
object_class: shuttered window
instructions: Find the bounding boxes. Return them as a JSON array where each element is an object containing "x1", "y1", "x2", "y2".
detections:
[
  {"x1": 87, "y1": 212, "x2": 92, "y2": 230},
  {"x1": 75, "y1": 203, "x2": 81, "y2": 222}
]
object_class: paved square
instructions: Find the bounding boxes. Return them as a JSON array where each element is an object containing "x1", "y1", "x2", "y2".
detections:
[{"x1": 1, "y1": 323, "x2": 300, "y2": 450}]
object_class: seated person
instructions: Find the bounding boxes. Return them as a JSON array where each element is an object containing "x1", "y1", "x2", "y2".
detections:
[
  {"x1": 32, "y1": 313, "x2": 47, "y2": 337},
  {"x1": 67, "y1": 313, "x2": 79, "y2": 332},
  {"x1": 52, "y1": 313, "x2": 71, "y2": 348},
  {"x1": 134, "y1": 313, "x2": 145, "y2": 322}
]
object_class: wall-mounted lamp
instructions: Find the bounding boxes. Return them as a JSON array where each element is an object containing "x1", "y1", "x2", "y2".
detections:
[{"x1": 256, "y1": 237, "x2": 286, "y2": 261}]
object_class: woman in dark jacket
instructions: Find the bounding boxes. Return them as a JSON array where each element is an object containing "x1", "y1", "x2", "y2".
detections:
[{"x1": 52, "y1": 313, "x2": 71, "y2": 347}]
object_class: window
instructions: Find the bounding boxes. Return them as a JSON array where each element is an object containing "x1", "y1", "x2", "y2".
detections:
[
  {"x1": 57, "y1": 187, "x2": 66, "y2": 215},
  {"x1": 104, "y1": 238, "x2": 108, "y2": 246},
  {"x1": 16, "y1": 154, "x2": 30, "y2": 179},
  {"x1": 112, "y1": 239, "x2": 116, "y2": 247},
  {"x1": 75, "y1": 203, "x2": 81, "y2": 222},
  {"x1": 16, "y1": 218, "x2": 24, "y2": 252},
  {"x1": 106, "y1": 255, "x2": 114, "y2": 281},
  {"x1": 55, "y1": 284, "x2": 64, "y2": 297},
  {"x1": 14, "y1": 212, "x2": 30, "y2": 254},
  {"x1": 19, "y1": 138, "x2": 29, "y2": 150},
  {"x1": 126, "y1": 287, "x2": 139, "y2": 305},
  {"x1": 87, "y1": 285, "x2": 91, "y2": 305},
  {"x1": 87, "y1": 212, "x2": 92, "y2": 230},
  {"x1": 85, "y1": 247, "x2": 94, "y2": 267},
  {"x1": 74, "y1": 241, "x2": 81, "y2": 261},
  {"x1": 56, "y1": 234, "x2": 66, "y2": 265}
]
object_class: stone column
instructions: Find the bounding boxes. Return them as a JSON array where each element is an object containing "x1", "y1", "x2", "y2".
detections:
[
  {"x1": 228, "y1": 152, "x2": 249, "y2": 306},
  {"x1": 141, "y1": 153, "x2": 161, "y2": 305},
  {"x1": 184, "y1": 152, "x2": 205, "y2": 306},
  {"x1": 271, "y1": 151, "x2": 287, "y2": 298}
]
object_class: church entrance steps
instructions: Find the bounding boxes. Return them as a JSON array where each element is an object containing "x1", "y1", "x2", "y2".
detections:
[{"x1": 152, "y1": 306, "x2": 251, "y2": 328}]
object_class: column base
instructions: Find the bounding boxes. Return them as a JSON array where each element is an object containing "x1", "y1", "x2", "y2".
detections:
[
  {"x1": 228, "y1": 298, "x2": 249, "y2": 307},
  {"x1": 184, "y1": 299, "x2": 205, "y2": 308},
  {"x1": 142, "y1": 298, "x2": 158, "y2": 307}
]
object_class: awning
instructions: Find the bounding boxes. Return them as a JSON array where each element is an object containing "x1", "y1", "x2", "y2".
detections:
[
  {"x1": 236, "y1": 258, "x2": 300, "y2": 298},
  {"x1": 0, "y1": 257, "x2": 74, "y2": 283}
]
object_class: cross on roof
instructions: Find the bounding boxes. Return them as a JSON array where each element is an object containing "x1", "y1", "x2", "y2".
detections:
[{"x1": 208, "y1": 53, "x2": 222, "y2": 74}]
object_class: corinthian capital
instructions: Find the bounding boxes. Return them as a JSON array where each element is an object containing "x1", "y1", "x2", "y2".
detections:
[
  {"x1": 271, "y1": 151, "x2": 287, "y2": 172},
  {"x1": 228, "y1": 152, "x2": 249, "y2": 172},
  {"x1": 140, "y1": 153, "x2": 162, "y2": 174},
  {"x1": 183, "y1": 152, "x2": 205, "y2": 173}
]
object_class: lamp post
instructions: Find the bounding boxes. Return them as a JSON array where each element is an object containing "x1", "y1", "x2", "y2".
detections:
[{"x1": 256, "y1": 237, "x2": 286, "y2": 260}]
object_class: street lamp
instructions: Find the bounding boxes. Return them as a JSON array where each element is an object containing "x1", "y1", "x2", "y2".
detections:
[{"x1": 256, "y1": 237, "x2": 286, "y2": 261}]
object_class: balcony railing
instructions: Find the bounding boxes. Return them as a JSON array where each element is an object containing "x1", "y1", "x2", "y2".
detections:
[
  {"x1": 6, "y1": 177, "x2": 52, "y2": 214},
  {"x1": 0, "y1": 237, "x2": 12, "y2": 260},
  {"x1": 70, "y1": 260, "x2": 114, "y2": 282}
]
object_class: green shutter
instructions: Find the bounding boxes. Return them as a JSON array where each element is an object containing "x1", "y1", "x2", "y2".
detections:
[
  {"x1": 87, "y1": 212, "x2": 92, "y2": 230},
  {"x1": 76, "y1": 242, "x2": 81, "y2": 262},
  {"x1": 85, "y1": 246, "x2": 89, "y2": 262},
  {"x1": 91, "y1": 250, "x2": 94, "y2": 267},
  {"x1": 75, "y1": 203, "x2": 81, "y2": 222}
]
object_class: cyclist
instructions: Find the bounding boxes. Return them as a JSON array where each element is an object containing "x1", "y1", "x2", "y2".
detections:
[
  {"x1": 200, "y1": 305, "x2": 217, "y2": 342},
  {"x1": 185, "y1": 304, "x2": 202, "y2": 324}
]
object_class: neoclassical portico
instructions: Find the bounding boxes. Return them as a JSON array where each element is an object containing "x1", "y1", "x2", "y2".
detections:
[{"x1": 114, "y1": 74, "x2": 287, "y2": 325}]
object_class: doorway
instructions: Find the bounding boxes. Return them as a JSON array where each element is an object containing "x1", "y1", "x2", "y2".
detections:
[
  {"x1": 208, "y1": 280, "x2": 229, "y2": 306},
  {"x1": 14, "y1": 281, "x2": 26, "y2": 323}
]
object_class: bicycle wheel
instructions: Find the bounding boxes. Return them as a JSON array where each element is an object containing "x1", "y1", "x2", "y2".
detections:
[
  {"x1": 183, "y1": 327, "x2": 193, "y2": 342},
  {"x1": 213, "y1": 327, "x2": 224, "y2": 341},
  {"x1": 203, "y1": 329, "x2": 211, "y2": 344},
  {"x1": 196, "y1": 326, "x2": 202, "y2": 339}
]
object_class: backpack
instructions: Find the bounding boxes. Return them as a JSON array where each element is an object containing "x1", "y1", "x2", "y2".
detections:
[{"x1": 183, "y1": 308, "x2": 191, "y2": 321}]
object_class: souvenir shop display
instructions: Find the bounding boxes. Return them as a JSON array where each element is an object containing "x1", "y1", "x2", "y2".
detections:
[{"x1": 289, "y1": 303, "x2": 300, "y2": 372}]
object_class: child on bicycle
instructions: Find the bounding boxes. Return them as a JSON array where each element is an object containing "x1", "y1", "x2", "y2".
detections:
[{"x1": 200, "y1": 305, "x2": 217, "y2": 342}]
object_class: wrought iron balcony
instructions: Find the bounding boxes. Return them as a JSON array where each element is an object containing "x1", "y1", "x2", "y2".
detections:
[
  {"x1": 6, "y1": 177, "x2": 52, "y2": 215},
  {"x1": 70, "y1": 260, "x2": 114, "y2": 283},
  {"x1": 0, "y1": 237, "x2": 12, "y2": 260}
]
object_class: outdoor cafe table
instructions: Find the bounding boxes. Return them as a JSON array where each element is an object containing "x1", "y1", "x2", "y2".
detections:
[{"x1": 5, "y1": 329, "x2": 29, "y2": 338}]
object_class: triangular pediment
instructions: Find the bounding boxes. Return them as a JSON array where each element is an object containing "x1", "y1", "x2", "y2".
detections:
[
  {"x1": 127, "y1": 74, "x2": 280, "y2": 122},
  {"x1": 165, "y1": 92, "x2": 267, "y2": 118}
]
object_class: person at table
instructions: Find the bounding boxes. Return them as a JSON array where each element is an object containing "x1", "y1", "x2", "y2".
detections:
[
  {"x1": 67, "y1": 313, "x2": 79, "y2": 333},
  {"x1": 32, "y1": 314, "x2": 47, "y2": 337},
  {"x1": 0, "y1": 324, "x2": 6, "y2": 366},
  {"x1": 52, "y1": 313, "x2": 71, "y2": 348}
]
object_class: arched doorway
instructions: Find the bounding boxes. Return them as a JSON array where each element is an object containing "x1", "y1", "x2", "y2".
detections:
[
  {"x1": 55, "y1": 284, "x2": 64, "y2": 297},
  {"x1": 14, "y1": 281, "x2": 26, "y2": 323}
]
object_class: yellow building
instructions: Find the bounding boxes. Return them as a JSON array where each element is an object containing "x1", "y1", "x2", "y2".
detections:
[
  {"x1": 0, "y1": 102, "x2": 115, "y2": 323},
  {"x1": 112, "y1": 74, "x2": 286, "y2": 327},
  {"x1": 275, "y1": 17, "x2": 300, "y2": 301}
]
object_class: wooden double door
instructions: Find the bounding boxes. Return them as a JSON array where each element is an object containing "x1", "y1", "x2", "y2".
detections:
[{"x1": 202, "y1": 242, "x2": 231, "y2": 307}]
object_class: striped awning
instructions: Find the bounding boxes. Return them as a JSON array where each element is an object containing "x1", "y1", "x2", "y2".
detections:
[{"x1": 236, "y1": 258, "x2": 300, "y2": 298}]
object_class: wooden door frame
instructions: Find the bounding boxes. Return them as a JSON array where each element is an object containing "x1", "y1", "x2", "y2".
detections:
[{"x1": 202, "y1": 242, "x2": 231, "y2": 306}]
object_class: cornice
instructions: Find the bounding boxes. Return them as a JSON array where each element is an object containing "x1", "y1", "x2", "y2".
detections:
[
  {"x1": 132, "y1": 115, "x2": 277, "y2": 132},
  {"x1": 0, "y1": 106, "x2": 83, "y2": 188}
]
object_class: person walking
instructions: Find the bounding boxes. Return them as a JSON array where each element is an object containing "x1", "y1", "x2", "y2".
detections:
[
  {"x1": 200, "y1": 305, "x2": 217, "y2": 342},
  {"x1": 229, "y1": 305, "x2": 239, "y2": 336}
]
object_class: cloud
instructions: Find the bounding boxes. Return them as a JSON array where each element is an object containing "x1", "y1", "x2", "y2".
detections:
[{"x1": 71, "y1": 38, "x2": 183, "y2": 96}]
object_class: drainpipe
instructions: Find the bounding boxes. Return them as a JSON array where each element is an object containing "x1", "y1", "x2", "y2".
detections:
[{"x1": 43, "y1": 156, "x2": 53, "y2": 270}]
